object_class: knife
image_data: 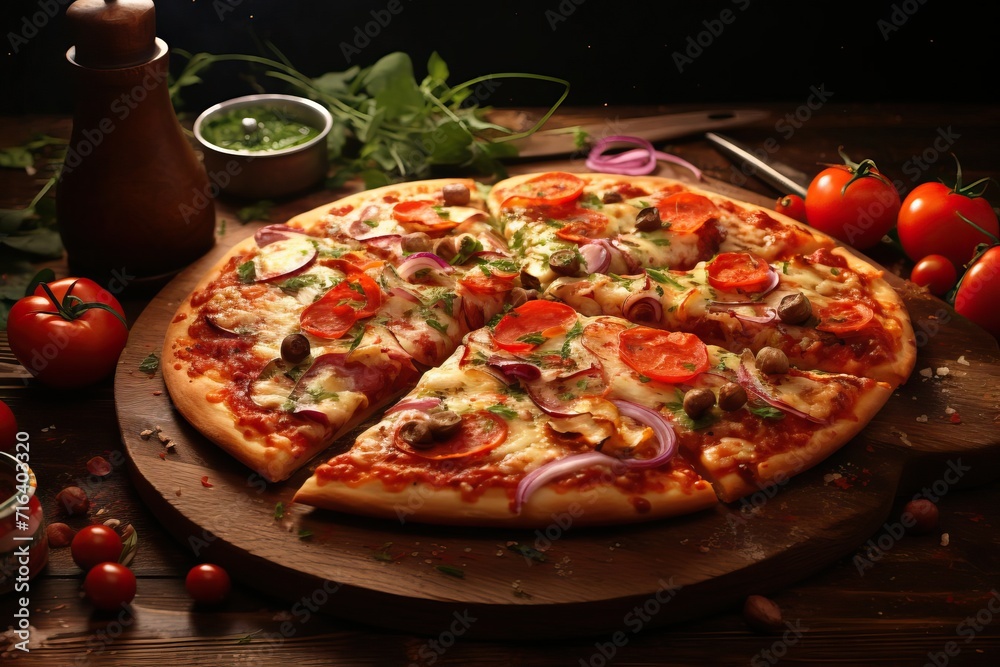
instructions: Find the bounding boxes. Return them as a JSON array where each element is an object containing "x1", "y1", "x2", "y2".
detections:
[
  {"x1": 704, "y1": 131, "x2": 809, "y2": 198},
  {"x1": 507, "y1": 109, "x2": 770, "y2": 158}
]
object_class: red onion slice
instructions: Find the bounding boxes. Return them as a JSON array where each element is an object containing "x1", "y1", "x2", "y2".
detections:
[
  {"x1": 736, "y1": 351, "x2": 829, "y2": 424},
  {"x1": 254, "y1": 224, "x2": 303, "y2": 247},
  {"x1": 397, "y1": 252, "x2": 454, "y2": 281},
  {"x1": 487, "y1": 356, "x2": 542, "y2": 382},
  {"x1": 385, "y1": 397, "x2": 443, "y2": 414},
  {"x1": 611, "y1": 399, "x2": 678, "y2": 469},
  {"x1": 388, "y1": 286, "x2": 422, "y2": 304},
  {"x1": 253, "y1": 235, "x2": 318, "y2": 282},
  {"x1": 524, "y1": 364, "x2": 606, "y2": 418},
  {"x1": 580, "y1": 242, "x2": 611, "y2": 274},
  {"x1": 514, "y1": 451, "x2": 622, "y2": 513},
  {"x1": 622, "y1": 293, "x2": 663, "y2": 324},
  {"x1": 708, "y1": 304, "x2": 778, "y2": 325},
  {"x1": 586, "y1": 135, "x2": 704, "y2": 180}
]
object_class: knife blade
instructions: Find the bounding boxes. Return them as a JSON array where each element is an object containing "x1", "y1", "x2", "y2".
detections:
[
  {"x1": 704, "y1": 132, "x2": 809, "y2": 199},
  {"x1": 508, "y1": 109, "x2": 770, "y2": 158}
]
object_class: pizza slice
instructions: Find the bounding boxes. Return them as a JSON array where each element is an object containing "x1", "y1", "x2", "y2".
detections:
[
  {"x1": 293, "y1": 301, "x2": 893, "y2": 524},
  {"x1": 545, "y1": 245, "x2": 916, "y2": 387}
]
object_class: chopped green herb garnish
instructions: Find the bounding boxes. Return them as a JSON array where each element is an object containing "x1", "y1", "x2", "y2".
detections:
[
  {"x1": 748, "y1": 404, "x2": 786, "y2": 420},
  {"x1": 560, "y1": 320, "x2": 583, "y2": 358},
  {"x1": 507, "y1": 543, "x2": 548, "y2": 562},
  {"x1": 517, "y1": 332, "x2": 547, "y2": 345},
  {"x1": 435, "y1": 564, "x2": 465, "y2": 578},
  {"x1": 427, "y1": 319, "x2": 449, "y2": 335},
  {"x1": 646, "y1": 267, "x2": 684, "y2": 290},
  {"x1": 651, "y1": 238, "x2": 671, "y2": 246},
  {"x1": 782, "y1": 261, "x2": 789, "y2": 275},
  {"x1": 362, "y1": 218, "x2": 378, "y2": 228},
  {"x1": 278, "y1": 274, "x2": 321, "y2": 292},
  {"x1": 831, "y1": 267, "x2": 841, "y2": 276},
  {"x1": 139, "y1": 353, "x2": 159, "y2": 374},
  {"x1": 638, "y1": 374, "x2": 651, "y2": 383},
  {"x1": 580, "y1": 192, "x2": 603, "y2": 209},
  {"x1": 237, "y1": 260, "x2": 256, "y2": 283},
  {"x1": 487, "y1": 404, "x2": 518, "y2": 419},
  {"x1": 449, "y1": 236, "x2": 484, "y2": 265},
  {"x1": 297, "y1": 529, "x2": 313, "y2": 540},
  {"x1": 274, "y1": 502, "x2": 285, "y2": 520},
  {"x1": 373, "y1": 542, "x2": 396, "y2": 562}
]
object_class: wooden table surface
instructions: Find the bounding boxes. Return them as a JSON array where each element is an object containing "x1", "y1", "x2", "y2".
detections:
[{"x1": 2, "y1": 104, "x2": 999, "y2": 666}]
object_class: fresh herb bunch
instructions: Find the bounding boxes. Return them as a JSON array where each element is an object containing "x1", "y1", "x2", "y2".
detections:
[{"x1": 170, "y1": 47, "x2": 570, "y2": 187}]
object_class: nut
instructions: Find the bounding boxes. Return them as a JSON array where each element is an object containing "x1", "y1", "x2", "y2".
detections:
[
  {"x1": 683, "y1": 388, "x2": 716, "y2": 419},
  {"x1": 756, "y1": 347, "x2": 790, "y2": 374},
  {"x1": 718, "y1": 382, "x2": 748, "y2": 412},
  {"x1": 903, "y1": 499, "x2": 939, "y2": 535},
  {"x1": 777, "y1": 292, "x2": 812, "y2": 325},
  {"x1": 46, "y1": 522, "x2": 76, "y2": 548},
  {"x1": 442, "y1": 183, "x2": 471, "y2": 206},
  {"x1": 743, "y1": 594, "x2": 784, "y2": 633},
  {"x1": 55, "y1": 486, "x2": 90, "y2": 516}
]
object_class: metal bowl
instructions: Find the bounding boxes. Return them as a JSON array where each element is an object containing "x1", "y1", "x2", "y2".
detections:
[{"x1": 193, "y1": 94, "x2": 333, "y2": 199}]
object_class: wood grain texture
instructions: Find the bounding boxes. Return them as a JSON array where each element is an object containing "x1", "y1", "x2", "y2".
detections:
[{"x1": 113, "y1": 167, "x2": 1000, "y2": 640}]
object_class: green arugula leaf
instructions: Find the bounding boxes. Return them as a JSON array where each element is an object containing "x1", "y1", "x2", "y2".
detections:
[
  {"x1": 645, "y1": 268, "x2": 684, "y2": 290},
  {"x1": 139, "y1": 353, "x2": 160, "y2": 374},
  {"x1": 487, "y1": 404, "x2": 518, "y2": 420},
  {"x1": 449, "y1": 236, "x2": 484, "y2": 265},
  {"x1": 237, "y1": 260, "x2": 256, "y2": 283},
  {"x1": 748, "y1": 404, "x2": 786, "y2": 420}
]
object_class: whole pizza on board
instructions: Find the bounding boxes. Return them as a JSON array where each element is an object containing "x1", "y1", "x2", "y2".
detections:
[{"x1": 162, "y1": 172, "x2": 916, "y2": 527}]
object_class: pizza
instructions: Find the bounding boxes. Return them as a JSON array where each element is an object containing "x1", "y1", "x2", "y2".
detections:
[{"x1": 162, "y1": 171, "x2": 916, "y2": 527}]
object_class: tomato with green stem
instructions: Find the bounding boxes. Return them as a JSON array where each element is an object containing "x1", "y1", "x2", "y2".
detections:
[
  {"x1": 804, "y1": 148, "x2": 901, "y2": 250},
  {"x1": 897, "y1": 158, "x2": 999, "y2": 269},
  {"x1": 954, "y1": 245, "x2": 1000, "y2": 338},
  {"x1": 775, "y1": 194, "x2": 807, "y2": 223},
  {"x1": 6, "y1": 278, "x2": 129, "y2": 388}
]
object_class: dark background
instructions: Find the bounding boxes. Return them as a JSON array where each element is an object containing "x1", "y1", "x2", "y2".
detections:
[{"x1": 1, "y1": 0, "x2": 998, "y2": 115}]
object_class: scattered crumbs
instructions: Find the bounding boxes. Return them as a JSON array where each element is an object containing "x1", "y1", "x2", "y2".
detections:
[
  {"x1": 936, "y1": 367, "x2": 950, "y2": 377},
  {"x1": 41, "y1": 427, "x2": 49, "y2": 433},
  {"x1": 679, "y1": 538, "x2": 689, "y2": 545},
  {"x1": 940, "y1": 533, "x2": 950, "y2": 547},
  {"x1": 154, "y1": 425, "x2": 162, "y2": 432},
  {"x1": 175, "y1": 488, "x2": 182, "y2": 497},
  {"x1": 158, "y1": 451, "x2": 166, "y2": 460},
  {"x1": 823, "y1": 472, "x2": 843, "y2": 484},
  {"x1": 949, "y1": 413, "x2": 962, "y2": 424},
  {"x1": 911, "y1": 396, "x2": 917, "y2": 400},
  {"x1": 463, "y1": 547, "x2": 472, "y2": 553},
  {"x1": 957, "y1": 355, "x2": 970, "y2": 366},
  {"x1": 411, "y1": 552, "x2": 418, "y2": 557},
  {"x1": 95, "y1": 508, "x2": 107, "y2": 516},
  {"x1": 165, "y1": 442, "x2": 176, "y2": 453},
  {"x1": 916, "y1": 415, "x2": 928, "y2": 423},
  {"x1": 424, "y1": 559, "x2": 433, "y2": 564},
  {"x1": 272, "y1": 611, "x2": 293, "y2": 622},
  {"x1": 698, "y1": 545, "x2": 710, "y2": 554},
  {"x1": 200, "y1": 475, "x2": 213, "y2": 488},
  {"x1": 944, "y1": 406, "x2": 956, "y2": 415},
  {"x1": 152, "y1": 390, "x2": 162, "y2": 396},
  {"x1": 496, "y1": 549, "x2": 504, "y2": 557},
  {"x1": 878, "y1": 611, "x2": 883, "y2": 616},
  {"x1": 157, "y1": 432, "x2": 171, "y2": 444},
  {"x1": 512, "y1": 580, "x2": 532, "y2": 599},
  {"x1": 139, "y1": 429, "x2": 153, "y2": 439},
  {"x1": 919, "y1": 368, "x2": 934, "y2": 378},
  {"x1": 892, "y1": 430, "x2": 913, "y2": 446}
]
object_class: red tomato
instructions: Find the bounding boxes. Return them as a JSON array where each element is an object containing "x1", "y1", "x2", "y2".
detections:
[
  {"x1": 815, "y1": 301, "x2": 875, "y2": 335},
  {"x1": 185, "y1": 563, "x2": 232, "y2": 605},
  {"x1": 6, "y1": 278, "x2": 129, "y2": 388},
  {"x1": 491, "y1": 300, "x2": 578, "y2": 353},
  {"x1": 804, "y1": 151, "x2": 900, "y2": 249},
  {"x1": 909, "y1": 254, "x2": 958, "y2": 297},
  {"x1": 617, "y1": 328, "x2": 709, "y2": 383},
  {"x1": 72, "y1": 525, "x2": 124, "y2": 571},
  {"x1": 0, "y1": 400, "x2": 17, "y2": 453},
  {"x1": 775, "y1": 194, "x2": 807, "y2": 223},
  {"x1": 954, "y1": 245, "x2": 1000, "y2": 338},
  {"x1": 897, "y1": 182, "x2": 999, "y2": 269},
  {"x1": 84, "y1": 562, "x2": 137, "y2": 611},
  {"x1": 500, "y1": 172, "x2": 585, "y2": 208},
  {"x1": 707, "y1": 252, "x2": 773, "y2": 292},
  {"x1": 655, "y1": 192, "x2": 719, "y2": 234}
]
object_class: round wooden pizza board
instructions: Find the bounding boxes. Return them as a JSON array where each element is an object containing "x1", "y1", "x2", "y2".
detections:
[{"x1": 115, "y1": 176, "x2": 1000, "y2": 640}]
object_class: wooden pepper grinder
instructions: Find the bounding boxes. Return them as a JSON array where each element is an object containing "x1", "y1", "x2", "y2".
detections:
[{"x1": 57, "y1": 0, "x2": 216, "y2": 292}]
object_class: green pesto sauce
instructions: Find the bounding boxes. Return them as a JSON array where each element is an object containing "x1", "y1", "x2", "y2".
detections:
[{"x1": 201, "y1": 107, "x2": 320, "y2": 152}]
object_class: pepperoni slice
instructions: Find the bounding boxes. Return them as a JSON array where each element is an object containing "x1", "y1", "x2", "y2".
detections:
[
  {"x1": 491, "y1": 300, "x2": 578, "y2": 353},
  {"x1": 617, "y1": 327, "x2": 709, "y2": 383},
  {"x1": 816, "y1": 301, "x2": 875, "y2": 334},
  {"x1": 393, "y1": 410, "x2": 508, "y2": 460},
  {"x1": 300, "y1": 274, "x2": 382, "y2": 338},
  {"x1": 459, "y1": 269, "x2": 517, "y2": 295},
  {"x1": 392, "y1": 200, "x2": 458, "y2": 231},
  {"x1": 500, "y1": 172, "x2": 585, "y2": 208},
  {"x1": 554, "y1": 208, "x2": 611, "y2": 244},
  {"x1": 655, "y1": 192, "x2": 719, "y2": 234},
  {"x1": 707, "y1": 251, "x2": 773, "y2": 292}
]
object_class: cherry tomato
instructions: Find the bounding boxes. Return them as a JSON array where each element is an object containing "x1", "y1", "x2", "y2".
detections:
[
  {"x1": 954, "y1": 246, "x2": 1000, "y2": 338},
  {"x1": 897, "y1": 180, "x2": 999, "y2": 269},
  {"x1": 617, "y1": 328, "x2": 709, "y2": 383},
  {"x1": 775, "y1": 194, "x2": 807, "y2": 223},
  {"x1": 71, "y1": 524, "x2": 124, "y2": 571},
  {"x1": 909, "y1": 254, "x2": 958, "y2": 297},
  {"x1": 185, "y1": 563, "x2": 232, "y2": 605},
  {"x1": 84, "y1": 562, "x2": 136, "y2": 611},
  {"x1": 6, "y1": 278, "x2": 129, "y2": 388},
  {"x1": 0, "y1": 400, "x2": 17, "y2": 453},
  {"x1": 804, "y1": 150, "x2": 900, "y2": 250}
]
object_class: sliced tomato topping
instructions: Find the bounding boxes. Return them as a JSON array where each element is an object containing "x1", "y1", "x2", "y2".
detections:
[
  {"x1": 392, "y1": 200, "x2": 458, "y2": 231},
  {"x1": 617, "y1": 327, "x2": 709, "y2": 383},
  {"x1": 707, "y1": 251, "x2": 773, "y2": 292},
  {"x1": 459, "y1": 268, "x2": 517, "y2": 295},
  {"x1": 500, "y1": 172, "x2": 585, "y2": 208},
  {"x1": 394, "y1": 410, "x2": 508, "y2": 460},
  {"x1": 299, "y1": 274, "x2": 382, "y2": 338},
  {"x1": 491, "y1": 300, "x2": 578, "y2": 353},
  {"x1": 816, "y1": 301, "x2": 875, "y2": 334},
  {"x1": 553, "y1": 208, "x2": 611, "y2": 243},
  {"x1": 655, "y1": 192, "x2": 719, "y2": 234}
]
